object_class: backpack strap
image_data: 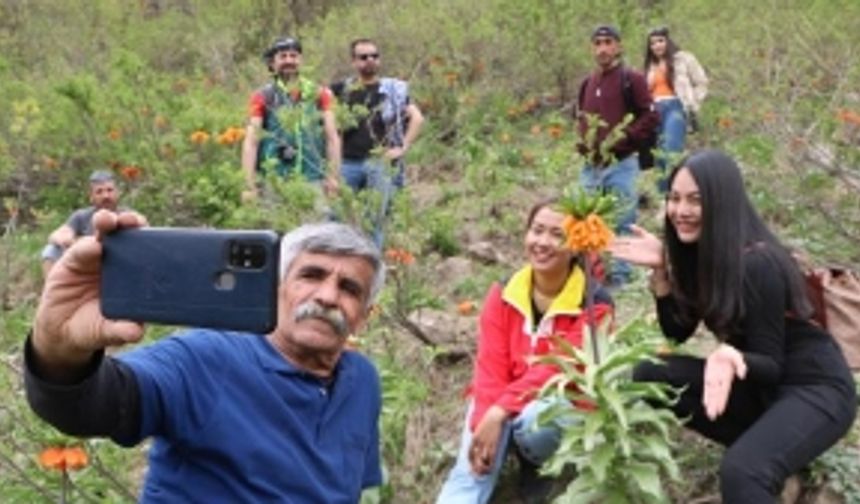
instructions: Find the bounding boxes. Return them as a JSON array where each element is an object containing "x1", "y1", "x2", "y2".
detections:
[
  {"x1": 330, "y1": 77, "x2": 354, "y2": 101},
  {"x1": 577, "y1": 73, "x2": 590, "y2": 113},
  {"x1": 620, "y1": 66, "x2": 636, "y2": 116}
]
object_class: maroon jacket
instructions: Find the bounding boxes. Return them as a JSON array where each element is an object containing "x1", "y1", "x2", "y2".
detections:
[{"x1": 576, "y1": 64, "x2": 659, "y2": 166}]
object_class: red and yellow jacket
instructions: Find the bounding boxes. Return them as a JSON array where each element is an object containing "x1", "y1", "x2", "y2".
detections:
[{"x1": 467, "y1": 264, "x2": 612, "y2": 431}]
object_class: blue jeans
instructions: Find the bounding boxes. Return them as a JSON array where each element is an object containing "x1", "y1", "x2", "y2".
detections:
[
  {"x1": 391, "y1": 158, "x2": 406, "y2": 189},
  {"x1": 655, "y1": 97, "x2": 687, "y2": 192},
  {"x1": 435, "y1": 399, "x2": 568, "y2": 504},
  {"x1": 341, "y1": 158, "x2": 392, "y2": 249},
  {"x1": 579, "y1": 154, "x2": 639, "y2": 284}
]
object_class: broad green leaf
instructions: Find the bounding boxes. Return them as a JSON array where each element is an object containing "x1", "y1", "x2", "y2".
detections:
[{"x1": 628, "y1": 461, "x2": 665, "y2": 501}]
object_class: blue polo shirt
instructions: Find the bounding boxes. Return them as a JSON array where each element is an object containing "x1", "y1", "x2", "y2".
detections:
[{"x1": 116, "y1": 329, "x2": 382, "y2": 503}]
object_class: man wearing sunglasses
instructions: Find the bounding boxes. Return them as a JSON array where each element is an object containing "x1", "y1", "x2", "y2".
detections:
[
  {"x1": 242, "y1": 37, "x2": 341, "y2": 203},
  {"x1": 330, "y1": 38, "x2": 425, "y2": 248}
]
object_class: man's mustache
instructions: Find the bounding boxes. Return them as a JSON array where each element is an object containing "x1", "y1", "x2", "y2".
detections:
[{"x1": 293, "y1": 301, "x2": 349, "y2": 337}]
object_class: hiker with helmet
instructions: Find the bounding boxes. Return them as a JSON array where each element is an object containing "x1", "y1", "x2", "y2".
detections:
[
  {"x1": 241, "y1": 37, "x2": 341, "y2": 202},
  {"x1": 576, "y1": 24, "x2": 659, "y2": 290},
  {"x1": 330, "y1": 38, "x2": 425, "y2": 248}
]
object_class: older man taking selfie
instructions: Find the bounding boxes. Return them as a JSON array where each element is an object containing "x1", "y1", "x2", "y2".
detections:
[{"x1": 24, "y1": 211, "x2": 385, "y2": 503}]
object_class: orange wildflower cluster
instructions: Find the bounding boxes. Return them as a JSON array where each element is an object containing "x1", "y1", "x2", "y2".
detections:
[
  {"x1": 120, "y1": 165, "x2": 142, "y2": 181},
  {"x1": 562, "y1": 214, "x2": 614, "y2": 253},
  {"x1": 507, "y1": 97, "x2": 541, "y2": 119},
  {"x1": 107, "y1": 128, "x2": 122, "y2": 141},
  {"x1": 38, "y1": 446, "x2": 88, "y2": 472},
  {"x1": 384, "y1": 248, "x2": 415, "y2": 265},
  {"x1": 457, "y1": 300, "x2": 476, "y2": 316},
  {"x1": 717, "y1": 117, "x2": 734, "y2": 130},
  {"x1": 190, "y1": 130, "x2": 211, "y2": 144},
  {"x1": 217, "y1": 127, "x2": 245, "y2": 146},
  {"x1": 836, "y1": 109, "x2": 860, "y2": 126},
  {"x1": 546, "y1": 124, "x2": 563, "y2": 139}
]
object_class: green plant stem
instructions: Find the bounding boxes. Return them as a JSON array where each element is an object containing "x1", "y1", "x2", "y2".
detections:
[
  {"x1": 61, "y1": 469, "x2": 68, "y2": 504},
  {"x1": 89, "y1": 450, "x2": 138, "y2": 502},
  {"x1": 584, "y1": 253, "x2": 600, "y2": 364}
]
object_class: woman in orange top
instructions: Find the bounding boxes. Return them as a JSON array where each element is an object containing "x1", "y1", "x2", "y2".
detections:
[{"x1": 643, "y1": 27, "x2": 709, "y2": 191}]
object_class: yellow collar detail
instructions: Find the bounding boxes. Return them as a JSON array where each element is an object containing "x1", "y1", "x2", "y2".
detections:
[{"x1": 502, "y1": 264, "x2": 585, "y2": 322}]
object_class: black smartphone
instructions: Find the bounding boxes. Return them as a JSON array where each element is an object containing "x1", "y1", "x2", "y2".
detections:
[{"x1": 100, "y1": 227, "x2": 280, "y2": 333}]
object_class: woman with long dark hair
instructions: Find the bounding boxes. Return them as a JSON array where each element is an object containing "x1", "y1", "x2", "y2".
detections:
[
  {"x1": 436, "y1": 199, "x2": 612, "y2": 504},
  {"x1": 611, "y1": 150, "x2": 856, "y2": 502},
  {"x1": 643, "y1": 27, "x2": 708, "y2": 190}
]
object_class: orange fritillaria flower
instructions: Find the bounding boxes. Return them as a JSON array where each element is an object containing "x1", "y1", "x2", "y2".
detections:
[
  {"x1": 38, "y1": 446, "x2": 88, "y2": 472},
  {"x1": 717, "y1": 117, "x2": 734, "y2": 130},
  {"x1": 39, "y1": 447, "x2": 65, "y2": 470},
  {"x1": 836, "y1": 109, "x2": 860, "y2": 126},
  {"x1": 384, "y1": 248, "x2": 415, "y2": 266},
  {"x1": 546, "y1": 124, "x2": 563, "y2": 139},
  {"x1": 457, "y1": 300, "x2": 476, "y2": 316},
  {"x1": 217, "y1": 127, "x2": 246, "y2": 146},
  {"x1": 520, "y1": 98, "x2": 539, "y2": 114},
  {"x1": 189, "y1": 130, "x2": 210, "y2": 144},
  {"x1": 562, "y1": 214, "x2": 614, "y2": 253},
  {"x1": 120, "y1": 165, "x2": 142, "y2": 181},
  {"x1": 63, "y1": 447, "x2": 88, "y2": 470}
]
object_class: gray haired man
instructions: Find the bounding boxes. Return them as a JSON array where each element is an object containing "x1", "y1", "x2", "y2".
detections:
[
  {"x1": 26, "y1": 215, "x2": 385, "y2": 502},
  {"x1": 40, "y1": 170, "x2": 130, "y2": 276}
]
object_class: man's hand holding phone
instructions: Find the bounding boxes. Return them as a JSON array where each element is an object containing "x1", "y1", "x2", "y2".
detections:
[{"x1": 33, "y1": 210, "x2": 147, "y2": 382}]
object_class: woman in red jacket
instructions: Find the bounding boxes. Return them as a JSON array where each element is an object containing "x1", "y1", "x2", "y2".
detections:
[{"x1": 436, "y1": 199, "x2": 613, "y2": 504}]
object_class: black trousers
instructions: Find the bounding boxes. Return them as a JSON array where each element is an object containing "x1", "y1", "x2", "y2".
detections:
[{"x1": 634, "y1": 356, "x2": 856, "y2": 504}]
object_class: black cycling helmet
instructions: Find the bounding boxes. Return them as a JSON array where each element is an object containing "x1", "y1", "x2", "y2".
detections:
[{"x1": 262, "y1": 37, "x2": 302, "y2": 61}]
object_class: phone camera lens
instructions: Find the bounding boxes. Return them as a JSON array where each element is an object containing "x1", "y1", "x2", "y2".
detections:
[{"x1": 228, "y1": 241, "x2": 267, "y2": 270}]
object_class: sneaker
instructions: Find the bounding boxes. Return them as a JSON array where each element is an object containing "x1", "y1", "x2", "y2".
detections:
[{"x1": 516, "y1": 452, "x2": 555, "y2": 504}]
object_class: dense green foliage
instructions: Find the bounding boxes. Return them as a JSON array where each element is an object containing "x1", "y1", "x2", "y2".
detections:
[{"x1": 1, "y1": 0, "x2": 858, "y2": 502}]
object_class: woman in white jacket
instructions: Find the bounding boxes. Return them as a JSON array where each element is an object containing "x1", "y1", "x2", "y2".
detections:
[{"x1": 643, "y1": 27, "x2": 709, "y2": 191}]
